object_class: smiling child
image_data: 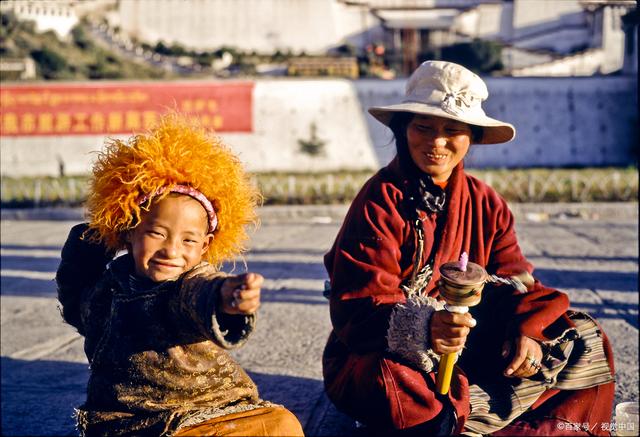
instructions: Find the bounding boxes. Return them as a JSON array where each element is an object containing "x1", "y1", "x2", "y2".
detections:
[{"x1": 56, "y1": 115, "x2": 303, "y2": 436}]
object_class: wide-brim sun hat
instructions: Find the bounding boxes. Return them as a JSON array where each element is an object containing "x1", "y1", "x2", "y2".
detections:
[{"x1": 369, "y1": 60, "x2": 515, "y2": 144}]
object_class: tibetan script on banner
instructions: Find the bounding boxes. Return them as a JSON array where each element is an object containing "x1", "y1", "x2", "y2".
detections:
[{"x1": 0, "y1": 82, "x2": 253, "y2": 136}]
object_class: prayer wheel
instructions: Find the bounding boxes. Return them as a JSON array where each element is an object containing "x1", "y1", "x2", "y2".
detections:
[
  {"x1": 435, "y1": 257, "x2": 488, "y2": 395},
  {"x1": 438, "y1": 260, "x2": 487, "y2": 307}
]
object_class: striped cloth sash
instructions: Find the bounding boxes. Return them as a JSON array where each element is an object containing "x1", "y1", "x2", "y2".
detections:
[{"x1": 464, "y1": 311, "x2": 614, "y2": 435}]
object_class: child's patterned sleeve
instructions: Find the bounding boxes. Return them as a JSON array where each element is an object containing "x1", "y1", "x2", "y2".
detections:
[
  {"x1": 56, "y1": 223, "x2": 114, "y2": 334},
  {"x1": 177, "y1": 265, "x2": 256, "y2": 349}
]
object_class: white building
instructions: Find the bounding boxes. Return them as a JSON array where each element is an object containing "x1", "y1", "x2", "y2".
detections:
[
  {"x1": 115, "y1": 0, "x2": 383, "y2": 54},
  {"x1": 2, "y1": 0, "x2": 636, "y2": 76},
  {"x1": 110, "y1": 0, "x2": 635, "y2": 76},
  {"x1": 360, "y1": 0, "x2": 635, "y2": 75},
  {"x1": 0, "y1": 0, "x2": 118, "y2": 38},
  {"x1": 503, "y1": 1, "x2": 634, "y2": 75},
  {"x1": 0, "y1": 0, "x2": 79, "y2": 38}
]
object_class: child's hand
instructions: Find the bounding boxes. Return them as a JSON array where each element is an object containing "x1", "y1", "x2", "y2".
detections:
[{"x1": 220, "y1": 273, "x2": 263, "y2": 315}]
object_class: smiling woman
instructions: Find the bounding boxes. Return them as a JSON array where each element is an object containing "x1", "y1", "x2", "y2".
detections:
[
  {"x1": 405, "y1": 115, "x2": 471, "y2": 183},
  {"x1": 322, "y1": 61, "x2": 616, "y2": 436}
]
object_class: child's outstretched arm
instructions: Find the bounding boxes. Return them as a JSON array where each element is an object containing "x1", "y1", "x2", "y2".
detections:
[
  {"x1": 178, "y1": 269, "x2": 263, "y2": 349},
  {"x1": 56, "y1": 223, "x2": 115, "y2": 334}
]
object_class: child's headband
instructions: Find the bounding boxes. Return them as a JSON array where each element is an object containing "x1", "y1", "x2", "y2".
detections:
[{"x1": 138, "y1": 185, "x2": 218, "y2": 234}]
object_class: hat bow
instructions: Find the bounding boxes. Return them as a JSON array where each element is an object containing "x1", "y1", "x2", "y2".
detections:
[{"x1": 441, "y1": 90, "x2": 479, "y2": 117}]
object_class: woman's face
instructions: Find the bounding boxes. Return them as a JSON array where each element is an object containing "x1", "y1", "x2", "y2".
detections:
[{"x1": 406, "y1": 115, "x2": 472, "y2": 183}]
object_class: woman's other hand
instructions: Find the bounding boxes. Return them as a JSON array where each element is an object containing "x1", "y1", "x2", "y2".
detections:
[
  {"x1": 430, "y1": 311, "x2": 477, "y2": 355},
  {"x1": 502, "y1": 336, "x2": 543, "y2": 378},
  {"x1": 220, "y1": 273, "x2": 263, "y2": 315}
]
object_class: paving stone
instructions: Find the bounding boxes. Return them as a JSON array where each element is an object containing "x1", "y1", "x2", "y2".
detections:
[{"x1": 1, "y1": 204, "x2": 637, "y2": 436}]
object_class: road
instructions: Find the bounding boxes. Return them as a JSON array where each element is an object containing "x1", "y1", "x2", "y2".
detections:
[{"x1": 1, "y1": 204, "x2": 638, "y2": 436}]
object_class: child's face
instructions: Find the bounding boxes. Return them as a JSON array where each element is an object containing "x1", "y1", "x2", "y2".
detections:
[{"x1": 127, "y1": 194, "x2": 213, "y2": 282}]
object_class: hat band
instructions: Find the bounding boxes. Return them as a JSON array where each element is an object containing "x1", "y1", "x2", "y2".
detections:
[{"x1": 138, "y1": 185, "x2": 218, "y2": 233}]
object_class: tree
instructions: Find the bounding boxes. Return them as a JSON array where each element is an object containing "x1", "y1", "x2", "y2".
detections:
[
  {"x1": 31, "y1": 47, "x2": 68, "y2": 78},
  {"x1": 71, "y1": 25, "x2": 93, "y2": 50},
  {"x1": 437, "y1": 39, "x2": 503, "y2": 74},
  {"x1": 298, "y1": 123, "x2": 326, "y2": 156},
  {"x1": 154, "y1": 41, "x2": 171, "y2": 55}
]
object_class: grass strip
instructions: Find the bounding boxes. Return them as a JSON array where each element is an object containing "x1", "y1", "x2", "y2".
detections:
[{"x1": 1, "y1": 167, "x2": 637, "y2": 208}]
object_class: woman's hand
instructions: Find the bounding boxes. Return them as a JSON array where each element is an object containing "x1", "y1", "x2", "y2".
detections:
[
  {"x1": 430, "y1": 310, "x2": 477, "y2": 355},
  {"x1": 220, "y1": 273, "x2": 263, "y2": 315},
  {"x1": 502, "y1": 336, "x2": 543, "y2": 378}
]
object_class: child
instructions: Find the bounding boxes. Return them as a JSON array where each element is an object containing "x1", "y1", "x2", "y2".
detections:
[{"x1": 56, "y1": 115, "x2": 304, "y2": 436}]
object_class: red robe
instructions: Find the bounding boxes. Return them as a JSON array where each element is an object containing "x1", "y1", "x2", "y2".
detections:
[{"x1": 323, "y1": 157, "x2": 614, "y2": 435}]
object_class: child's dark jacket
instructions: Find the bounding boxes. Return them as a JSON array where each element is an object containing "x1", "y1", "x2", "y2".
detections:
[{"x1": 57, "y1": 224, "x2": 265, "y2": 436}]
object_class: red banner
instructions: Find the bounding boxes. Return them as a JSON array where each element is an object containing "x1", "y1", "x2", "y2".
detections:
[{"x1": 0, "y1": 81, "x2": 254, "y2": 136}]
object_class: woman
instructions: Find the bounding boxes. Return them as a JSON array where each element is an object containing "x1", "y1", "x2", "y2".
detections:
[{"x1": 322, "y1": 61, "x2": 615, "y2": 436}]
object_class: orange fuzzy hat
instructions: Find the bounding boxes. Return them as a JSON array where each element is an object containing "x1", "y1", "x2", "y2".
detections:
[{"x1": 86, "y1": 114, "x2": 261, "y2": 267}]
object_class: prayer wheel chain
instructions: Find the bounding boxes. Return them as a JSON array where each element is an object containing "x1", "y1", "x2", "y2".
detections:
[{"x1": 486, "y1": 275, "x2": 528, "y2": 293}]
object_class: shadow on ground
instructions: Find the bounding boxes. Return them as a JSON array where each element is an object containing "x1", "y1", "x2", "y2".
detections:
[
  {"x1": 246, "y1": 371, "x2": 357, "y2": 436},
  {"x1": 535, "y1": 268, "x2": 638, "y2": 293},
  {"x1": 0, "y1": 357, "x2": 357, "y2": 437},
  {"x1": 1, "y1": 357, "x2": 86, "y2": 436}
]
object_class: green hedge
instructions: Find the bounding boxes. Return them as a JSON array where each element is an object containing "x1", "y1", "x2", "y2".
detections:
[{"x1": 1, "y1": 168, "x2": 637, "y2": 208}]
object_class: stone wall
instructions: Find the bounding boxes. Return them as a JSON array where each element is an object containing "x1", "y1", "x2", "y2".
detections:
[
  {"x1": 1, "y1": 76, "x2": 636, "y2": 177},
  {"x1": 355, "y1": 75, "x2": 638, "y2": 169}
]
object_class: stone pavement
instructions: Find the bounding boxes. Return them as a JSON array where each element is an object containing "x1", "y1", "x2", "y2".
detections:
[{"x1": 1, "y1": 203, "x2": 638, "y2": 436}]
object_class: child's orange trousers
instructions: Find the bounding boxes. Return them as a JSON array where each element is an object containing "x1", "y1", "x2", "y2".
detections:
[{"x1": 174, "y1": 406, "x2": 304, "y2": 436}]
